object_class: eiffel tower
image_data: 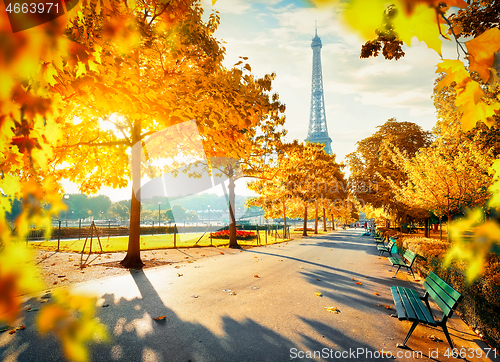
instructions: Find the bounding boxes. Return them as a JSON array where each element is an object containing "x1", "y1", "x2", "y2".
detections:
[{"x1": 305, "y1": 26, "x2": 333, "y2": 155}]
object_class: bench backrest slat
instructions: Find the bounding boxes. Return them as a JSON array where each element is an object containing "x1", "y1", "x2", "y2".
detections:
[
  {"x1": 403, "y1": 250, "x2": 417, "y2": 264},
  {"x1": 428, "y1": 272, "x2": 461, "y2": 301},
  {"x1": 424, "y1": 272, "x2": 462, "y2": 319}
]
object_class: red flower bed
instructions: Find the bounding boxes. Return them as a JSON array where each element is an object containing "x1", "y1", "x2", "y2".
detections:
[
  {"x1": 294, "y1": 227, "x2": 313, "y2": 231},
  {"x1": 210, "y1": 230, "x2": 256, "y2": 240}
]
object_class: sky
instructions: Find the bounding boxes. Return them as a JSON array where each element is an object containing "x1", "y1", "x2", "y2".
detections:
[{"x1": 64, "y1": 0, "x2": 460, "y2": 202}]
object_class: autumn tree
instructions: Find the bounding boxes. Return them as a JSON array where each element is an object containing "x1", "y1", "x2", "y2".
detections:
[
  {"x1": 0, "y1": 1, "x2": 108, "y2": 358},
  {"x1": 51, "y1": 0, "x2": 285, "y2": 264},
  {"x1": 347, "y1": 118, "x2": 432, "y2": 225},
  {"x1": 248, "y1": 141, "x2": 346, "y2": 236},
  {"x1": 390, "y1": 133, "x2": 495, "y2": 237}
]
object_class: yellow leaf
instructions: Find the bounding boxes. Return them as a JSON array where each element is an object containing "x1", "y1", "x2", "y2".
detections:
[
  {"x1": 315, "y1": 292, "x2": 322, "y2": 297},
  {"x1": 435, "y1": 59, "x2": 470, "y2": 90},
  {"x1": 324, "y1": 306, "x2": 340, "y2": 313},
  {"x1": 445, "y1": 209, "x2": 500, "y2": 283},
  {"x1": 343, "y1": 0, "x2": 388, "y2": 40},
  {"x1": 43, "y1": 64, "x2": 58, "y2": 87},
  {"x1": 212, "y1": 0, "x2": 217, "y2": 4},
  {"x1": 465, "y1": 28, "x2": 500, "y2": 82},
  {"x1": 393, "y1": 3, "x2": 444, "y2": 56},
  {"x1": 76, "y1": 62, "x2": 86, "y2": 78},
  {"x1": 457, "y1": 99, "x2": 500, "y2": 131}
]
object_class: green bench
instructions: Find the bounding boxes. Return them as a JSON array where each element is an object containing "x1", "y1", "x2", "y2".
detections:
[
  {"x1": 388, "y1": 249, "x2": 418, "y2": 279},
  {"x1": 374, "y1": 234, "x2": 385, "y2": 244},
  {"x1": 377, "y1": 239, "x2": 395, "y2": 256},
  {"x1": 390, "y1": 272, "x2": 462, "y2": 349}
]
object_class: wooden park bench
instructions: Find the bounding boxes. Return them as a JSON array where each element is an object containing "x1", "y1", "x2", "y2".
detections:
[
  {"x1": 390, "y1": 271, "x2": 463, "y2": 349},
  {"x1": 388, "y1": 249, "x2": 418, "y2": 279},
  {"x1": 377, "y1": 239, "x2": 395, "y2": 256},
  {"x1": 374, "y1": 234, "x2": 385, "y2": 244}
]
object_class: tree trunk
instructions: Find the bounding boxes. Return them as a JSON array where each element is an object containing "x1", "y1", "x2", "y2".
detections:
[
  {"x1": 314, "y1": 200, "x2": 318, "y2": 234},
  {"x1": 323, "y1": 207, "x2": 327, "y2": 232},
  {"x1": 282, "y1": 199, "x2": 287, "y2": 239},
  {"x1": 447, "y1": 214, "x2": 452, "y2": 242},
  {"x1": 302, "y1": 200, "x2": 308, "y2": 237},
  {"x1": 424, "y1": 218, "x2": 429, "y2": 238},
  {"x1": 228, "y1": 173, "x2": 239, "y2": 248},
  {"x1": 331, "y1": 213, "x2": 335, "y2": 230},
  {"x1": 121, "y1": 124, "x2": 144, "y2": 269}
]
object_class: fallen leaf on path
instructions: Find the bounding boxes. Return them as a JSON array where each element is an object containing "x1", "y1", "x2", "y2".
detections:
[
  {"x1": 222, "y1": 289, "x2": 231, "y2": 292},
  {"x1": 378, "y1": 304, "x2": 393, "y2": 310},
  {"x1": 9, "y1": 330, "x2": 15, "y2": 334},
  {"x1": 153, "y1": 316, "x2": 166, "y2": 321},
  {"x1": 220, "y1": 252, "x2": 224, "y2": 255},
  {"x1": 315, "y1": 292, "x2": 322, "y2": 297},
  {"x1": 177, "y1": 273, "x2": 183, "y2": 277},
  {"x1": 17, "y1": 325, "x2": 25, "y2": 330},
  {"x1": 317, "y1": 279, "x2": 321, "y2": 281},
  {"x1": 356, "y1": 282, "x2": 363, "y2": 285},
  {"x1": 379, "y1": 351, "x2": 391, "y2": 357},
  {"x1": 428, "y1": 335, "x2": 442, "y2": 342},
  {"x1": 254, "y1": 275, "x2": 260, "y2": 278},
  {"x1": 324, "y1": 306, "x2": 340, "y2": 314},
  {"x1": 191, "y1": 295, "x2": 198, "y2": 298},
  {"x1": 352, "y1": 278, "x2": 356, "y2": 281},
  {"x1": 374, "y1": 292, "x2": 380, "y2": 296},
  {"x1": 229, "y1": 292, "x2": 237, "y2": 296}
]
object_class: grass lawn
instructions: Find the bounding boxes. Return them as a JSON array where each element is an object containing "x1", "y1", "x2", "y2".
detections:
[{"x1": 30, "y1": 230, "x2": 293, "y2": 253}]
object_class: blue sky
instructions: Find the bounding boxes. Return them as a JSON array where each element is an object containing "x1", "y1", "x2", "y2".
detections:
[
  {"x1": 204, "y1": 0, "x2": 449, "y2": 157},
  {"x1": 64, "y1": 0, "x2": 460, "y2": 202}
]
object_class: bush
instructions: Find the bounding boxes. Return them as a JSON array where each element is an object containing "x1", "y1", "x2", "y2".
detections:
[
  {"x1": 399, "y1": 236, "x2": 500, "y2": 348},
  {"x1": 294, "y1": 227, "x2": 313, "y2": 231}
]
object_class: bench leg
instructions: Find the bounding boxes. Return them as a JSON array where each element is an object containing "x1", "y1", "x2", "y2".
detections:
[
  {"x1": 441, "y1": 323, "x2": 454, "y2": 349},
  {"x1": 392, "y1": 266, "x2": 401, "y2": 278},
  {"x1": 400, "y1": 320, "x2": 419, "y2": 347},
  {"x1": 409, "y1": 268, "x2": 416, "y2": 280}
]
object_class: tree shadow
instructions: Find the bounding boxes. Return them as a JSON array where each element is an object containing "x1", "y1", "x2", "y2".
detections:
[{"x1": 3, "y1": 270, "x2": 312, "y2": 362}]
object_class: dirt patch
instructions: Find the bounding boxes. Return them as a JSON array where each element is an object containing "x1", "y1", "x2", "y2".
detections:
[{"x1": 34, "y1": 244, "x2": 259, "y2": 289}]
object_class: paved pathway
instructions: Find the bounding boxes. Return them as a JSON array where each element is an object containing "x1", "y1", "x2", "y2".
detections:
[{"x1": 1, "y1": 229, "x2": 498, "y2": 361}]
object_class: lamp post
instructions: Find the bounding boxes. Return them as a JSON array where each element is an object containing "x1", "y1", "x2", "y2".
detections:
[
  {"x1": 158, "y1": 201, "x2": 161, "y2": 226},
  {"x1": 64, "y1": 194, "x2": 69, "y2": 227}
]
